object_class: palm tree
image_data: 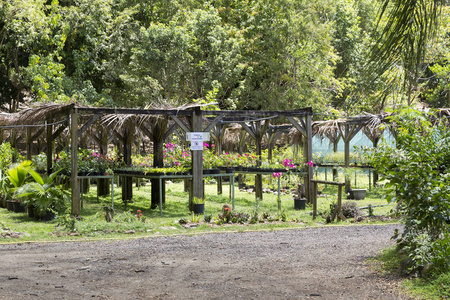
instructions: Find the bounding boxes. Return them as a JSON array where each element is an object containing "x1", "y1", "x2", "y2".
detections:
[{"x1": 372, "y1": 0, "x2": 443, "y2": 104}]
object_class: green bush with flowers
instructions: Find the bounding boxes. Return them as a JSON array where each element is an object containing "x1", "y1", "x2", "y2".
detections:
[{"x1": 54, "y1": 149, "x2": 123, "y2": 174}]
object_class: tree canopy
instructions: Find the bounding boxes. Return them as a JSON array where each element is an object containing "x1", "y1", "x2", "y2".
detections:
[{"x1": 0, "y1": 0, "x2": 449, "y2": 114}]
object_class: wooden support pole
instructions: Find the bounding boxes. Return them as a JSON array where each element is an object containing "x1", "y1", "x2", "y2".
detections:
[
  {"x1": 26, "y1": 127, "x2": 32, "y2": 160},
  {"x1": 190, "y1": 108, "x2": 204, "y2": 210},
  {"x1": 312, "y1": 182, "x2": 317, "y2": 219},
  {"x1": 46, "y1": 121, "x2": 53, "y2": 175},
  {"x1": 70, "y1": 108, "x2": 80, "y2": 216},
  {"x1": 332, "y1": 141, "x2": 338, "y2": 181},
  {"x1": 305, "y1": 114, "x2": 313, "y2": 204},
  {"x1": 151, "y1": 119, "x2": 167, "y2": 209},
  {"x1": 344, "y1": 124, "x2": 351, "y2": 193},
  {"x1": 215, "y1": 125, "x2": 223, "y2": 195},
  {"x1": 254, "y1": 121, "x2": 263, "y2": 200},
  {"x1": 122, "y1": 128, "x2": 133, "y2": 206},
  {"x1": 337, "y1": 185, "x2": 343, "y2": 220}
]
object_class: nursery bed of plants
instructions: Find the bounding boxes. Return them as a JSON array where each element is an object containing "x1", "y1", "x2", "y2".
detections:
[{"x1": 0, "y1": 177, "x2": 396, "y2": 243}]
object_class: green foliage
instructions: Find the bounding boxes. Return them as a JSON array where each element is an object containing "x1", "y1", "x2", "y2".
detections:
[
  {"x1": 7, "y1": 160, "x2": 33, "y2": 189},
  {"x1": 15, "y1": 168, "x2": 68, "y2": 217},
  {"x1": 190, "y1": 212, "x2": 201, "y2": 223},
  {"x1": 369, "y1": 107, "x2": 450, "y2": 275},
  {"x1": 0, "y1": 142, "x2": 14, "y2": 171},
  {"x1": 192, "y1": 197, "x2": 205, "y2": 204}
]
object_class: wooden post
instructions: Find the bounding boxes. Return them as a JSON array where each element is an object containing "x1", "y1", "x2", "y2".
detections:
[
  {"x1": 151, "y1": 119, "x2": 167, "y2": 209},
  {"x1": 312, "y1": 182, "x2": 317, "y2": 219},
  {"x1": 312, "y1": 179, "x2": 345, "y2": 222},
  {"x1": 337, "y1": 185, "x2": 343, "y2": 220},
  {"x1": 305, "y1": 113, "x2": 313, "y2": 204},
  {"x1": 46, "y1": 121, "x2": 53, "y2": 175},
  {"x1": 70, "y1": 108, "x2": 80, "y2": 216},
  {"x1": 332, "y1": 141, "x2": 338, "y2": 181},
  {"x1": 215, "y1": 125, "x2": 223, "y2": 195},
  {"x1": 122, "y1": 128, "x2": 133, "y2": 206},
  {"x1": 26, "y1": 127, "x2": 32, "y2": 161},
  {"x1": 344, "y1": 124, "x2": 351, "y2": 193},
  {"x1": 254, "y1": 121, "x2": 263, "y2": 200},
  {"x1": 97, "y1": 128, "x2": 110, "y2": 197},
  {"x1": 190, "y1": 108, "x2": 204, "y2": 210},
  {"x1": 10, "y1": 129, "x2": 17, "y2": 163}
]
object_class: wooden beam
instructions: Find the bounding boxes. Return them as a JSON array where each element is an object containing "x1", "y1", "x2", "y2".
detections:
[
  {"x1": 139, "y1": 125, "x2": 154, "y2": 140},
  {"x1": 240, "y1": 122, "x2": 257, "y2": 140},
  {"x1": 349, "y1": 124, "x2": 364, "y2": 141},
  {"x1": 202, "y1": 107, "x2": 312, "y2": 116},
  {"x1": 171, "y1": 115, "x2": 191, "y2": 133},
  {"x1": 31, "y1": 128, "x2": 45, "y2": 141},
  {"x1": 89, "y1": 133, "x2": 101, "y2": 145},
  {"x1": 286, "y1": 116, "x2": 307, "y2": 137},
  {"x1": 77, "y1": 107, "x2": 193, "y2": 116},
  {"x1": 113, "y1": 130, "x2": 123, "y2": 141},
  {"x1": 163, "y1": 123, "x2": 177, "y2": 141},
  {"x1": 51, "y1": 122, "x2": 68, "y2": 142},
  {"x1": 77, "y1": 114, "x2": 101, "y2": 137},
  {"x1": 203, "y1": 115, "x2": 224, "y2": 133}
]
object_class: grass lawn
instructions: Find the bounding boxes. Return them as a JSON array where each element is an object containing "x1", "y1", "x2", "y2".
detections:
[{"x1": 0, "y1": 174, "x2": 396, "y2": 243}]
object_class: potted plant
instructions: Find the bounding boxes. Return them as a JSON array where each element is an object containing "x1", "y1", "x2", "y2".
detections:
[
  {"x1": 6, "y1": 161, "x2": 33, "y2": 212},
  {"x1": 294, "y1": 197, "x2": 307, "y2": 210},
  {"x1": 192, "y1": 197, "x2": 205, "y2": 214},
  {"x1": 349, "y1": 189, "x2": 367, "y2": 200},
  {"x1": 16, "y1": 168, "x2": 68, "y2": 220}
]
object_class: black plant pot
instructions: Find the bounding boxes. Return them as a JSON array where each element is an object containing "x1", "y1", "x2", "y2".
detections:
[
  {"x1": 203, "y1": 169, "x2": 211, "y2": 175},
  {"x1": 193, "y1": 203, "x2": 205, "y2": 215},
  {"x1": 35, "y1": 210, "x2": 56, "y2": 221},
  {"x1": 12, "y1": 201, "x2": 25, "y2": 213},
  {"x1": 210, "y1": 169, "x2": 220, "y2": 174},
  {"x1": 28, "y1": 205, "x2": 36, "y2": 218},
  {"x1": 6, "y1": 200, "x2": 13, "y2": 211},
  {"x1": 294, "y1": 198, "x2": 307, "y2": 210},
  {"x1": 225, "y1": 168, "x2": 234, "y2": 174}
]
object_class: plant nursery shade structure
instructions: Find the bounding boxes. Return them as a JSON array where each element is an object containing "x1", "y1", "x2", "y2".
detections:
[
  {"x1": 6, "y1": 104, "x2": 447, "y2": 216},
  {"x1": 0, "y1": 103, "x2": 315, "y2": 216}
]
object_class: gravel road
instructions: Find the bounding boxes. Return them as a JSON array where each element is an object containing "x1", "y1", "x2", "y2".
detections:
[{"x1": 0, "y1": 224, "x2": 410, "y2": 299}]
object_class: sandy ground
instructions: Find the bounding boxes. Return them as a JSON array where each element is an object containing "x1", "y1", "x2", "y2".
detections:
[{"x1": 0, "y1": 224, "x2": 411, "y2": 300}]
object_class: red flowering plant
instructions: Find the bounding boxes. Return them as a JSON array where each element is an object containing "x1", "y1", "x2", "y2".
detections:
[{"x1": 135, "y1": 209, "x2": 146, "y2": 222}]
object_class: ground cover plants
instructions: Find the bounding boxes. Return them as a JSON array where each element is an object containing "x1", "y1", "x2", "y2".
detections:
[{"x1": 0, "y1": 178, "x2": 394, "y2": 242}]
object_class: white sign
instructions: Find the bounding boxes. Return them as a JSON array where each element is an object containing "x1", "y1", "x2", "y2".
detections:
[
  {"x1": 190, "y1": 140, "x2": 203, "y2": 151},
  {"x1": 186, "y1": 132, "x2": 210, "y2": 141}
]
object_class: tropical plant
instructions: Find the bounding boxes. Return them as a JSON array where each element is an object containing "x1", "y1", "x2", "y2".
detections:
[
  {"x1": 15, "y1": 169, "x2": 68, "y2": 218},
  {"x1": 369, "y1": 107, "x2": 450, "y2": 275},
  {"x1": 192, "y1": 197, "x2": 205, "y2": 205},
  {"x1": 7, "y1": 160, "x2": 33, "y2": 190}
]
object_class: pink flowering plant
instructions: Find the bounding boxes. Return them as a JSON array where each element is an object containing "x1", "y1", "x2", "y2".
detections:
[{"x1": 54, "y1": 149, "x2": 122, "y2": 174}]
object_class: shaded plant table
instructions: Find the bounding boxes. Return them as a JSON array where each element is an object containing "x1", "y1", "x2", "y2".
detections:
[
  {"x1": 115, "y1": 172, "x2": 235, "y2": 216},
  {"x1": 78, "y1": 174, "x2": 115, "y2": 209}
]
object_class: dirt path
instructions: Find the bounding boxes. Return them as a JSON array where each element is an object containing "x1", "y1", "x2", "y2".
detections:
[{"x1": 0, "y1": 224, "x2": 410, "y2": 300}]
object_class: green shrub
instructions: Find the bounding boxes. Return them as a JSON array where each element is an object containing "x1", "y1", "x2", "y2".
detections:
[{"x1": 369, "y1": 107, "x2": 450, "y2": 275}]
